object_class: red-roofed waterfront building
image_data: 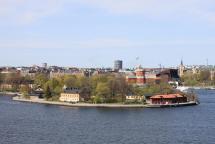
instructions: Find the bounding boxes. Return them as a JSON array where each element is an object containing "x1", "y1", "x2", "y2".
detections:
[{"x1": 150, "y1": 94, "x2": 187, "y2": 104}]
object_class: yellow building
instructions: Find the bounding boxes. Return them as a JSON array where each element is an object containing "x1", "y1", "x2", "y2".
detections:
[
  {"x1": 59, "y1": 93, "x2": 80, "y2": 103},
  {"x1": 126, "y1": 95, "x2": 145, "y2": 101},
  {"x1": 59, "y1": 87, "x2": 81, "y2": 103}
]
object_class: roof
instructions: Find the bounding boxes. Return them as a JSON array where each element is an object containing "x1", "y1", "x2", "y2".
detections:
[
  {"x1": 150, "y1": 94, "x2": 184, "y2": 99},
  {"x1": 63, "y1": 87, "x2": 81, "y2": 94}
]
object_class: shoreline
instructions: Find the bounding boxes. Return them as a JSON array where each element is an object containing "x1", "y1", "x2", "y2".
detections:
[
  {"x1": 12, "y1": 96, "x2": 148, "y2": 108},
  {"x1": 179, "y1": 86, "x2": 215, "y2": 89},
  {"x1": 0, "y1": 92, "x2": 21, "y2": 96},
  {"x1": 12, "y1": 96, "x2": 198, "y2": 108}
]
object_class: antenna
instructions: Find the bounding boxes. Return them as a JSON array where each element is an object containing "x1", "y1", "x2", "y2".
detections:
[
  {"x1": 159, "y1": 64, "x2": 162, "y2": 69},
  {"x1": 136, "y1": 57, "x2": 140, "y2": 68}
]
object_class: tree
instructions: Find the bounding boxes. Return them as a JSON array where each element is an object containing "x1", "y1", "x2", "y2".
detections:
[
  {"x1": 20, "y1": 85, "x2": 31, "y2": 99},
  {"x1": 95, "y1": 82, "x2": 111, "y2": 102},
  {"x1": 115, "y1": 75, "x2": 128, "y2": 102},
  {"x1": 92, "y1": 96, "x2": 102, "y2": 104},
  {"x1": 90, "y1": 74, "x2": 109, "y2": 96},
  {"x1": 43, "y1": 78, "x2": 64, "y2": 99},
  {"x1": 181, "y1": 72, "x2": 200, "y2": 86},
  {"x1": 44, "y1": 84, "x2": 52, "y2": 100},
  {"x1": 34, "y1": 74, "x2": 49, "y2": 88},
  {"x1": 199, "y1": 70, "x2": 210, "y2": 82},
  {"x1": 63, "y1": 75, "x2": 78, "y2": 88},
  {"x1": 53, "y1": 86, "x2": 62, "y2": 97}
]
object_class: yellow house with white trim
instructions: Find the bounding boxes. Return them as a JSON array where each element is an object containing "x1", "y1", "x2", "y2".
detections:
[{"x1": 59, "y1": 87, "x2": 80, "y2": 103}]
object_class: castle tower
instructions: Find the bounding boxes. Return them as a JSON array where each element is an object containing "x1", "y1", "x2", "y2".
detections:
[{"x1": 135, "y1": 65, "x2": 145, "y2": 85}]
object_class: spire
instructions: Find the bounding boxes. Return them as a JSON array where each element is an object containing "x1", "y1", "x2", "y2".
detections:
[{"x1": 180, "y1": 59, "x2": 183, "y2": 66}]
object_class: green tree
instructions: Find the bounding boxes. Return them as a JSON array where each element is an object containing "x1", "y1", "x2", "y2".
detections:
[
  {"x1": 20, "y1": 85, "x2": 31, "y2": 99},
  {"x1": 34, "y1": 74, "x2": 49, "y2": 88},
  {"x1": 199, "y1": 70, "x2": 210, "y2": 82},
  {"x1": 95, "y1": 82, "x2": 111, "y2": 102},
  {"x1": 92, "y1": 96, "x2": 102, "y2": 104},
  {"x1": 90, "y1": 74, "x2": 109, "y2": 96},
  {"x1": 44, "y1": 84, "x2": 52, "y2": 100},
  {"x1": 43, "y1": 78, "x2": 63, "y2": 99},
  {"x1": 63, "y1": 75, "x2": 78, "y2": 87}
]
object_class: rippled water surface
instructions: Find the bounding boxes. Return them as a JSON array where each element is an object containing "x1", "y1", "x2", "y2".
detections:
[{"x1": 0, "y1": 90, "x2": 215, "y2": 144}]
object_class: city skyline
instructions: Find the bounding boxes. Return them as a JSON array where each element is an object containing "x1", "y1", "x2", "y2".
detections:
[{"x1": 1, "y1": 0, "x2": 215, "y2": 67}]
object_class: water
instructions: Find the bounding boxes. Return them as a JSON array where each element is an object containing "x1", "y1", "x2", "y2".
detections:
[{"x1": 0, "y1": 90, "x2": 215, "y2": 144}]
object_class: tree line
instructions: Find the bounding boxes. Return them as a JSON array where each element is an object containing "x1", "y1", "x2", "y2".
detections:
[
  {"x1": 32, "y1": 73, "x2": 175, "y2": 103},
  {"x1": 0, "y1": 73, "x2": 175, "y2": 103},
  {"x1": 181, "y1": 70, "x2": 215, "y2": 86}
]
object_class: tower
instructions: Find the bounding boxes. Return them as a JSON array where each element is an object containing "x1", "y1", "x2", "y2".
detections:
[
  {"x1": 179, "y1": 60, "x2": 185, "y2": 77},
  {"x1": 42, "y1": 63, "x2": 48, "y2": 69},
  {"x1": 114, "y1": 60, "x2": 123, "y2": 71},
  {"x1": 135, "y1": 65, "x2": 145, "y2": 85}
]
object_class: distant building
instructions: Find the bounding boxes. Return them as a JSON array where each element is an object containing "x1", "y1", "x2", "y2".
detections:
[
  {"x1": 179, "y1": 60, "x2": 185, "y2": 77},
  {"x1": 211, "y1": 71, "x2": 215, "y2": 81},
  {"x1": 33, "y1": 88, "x2": 44, "y2": 98},
  {"x1": 135, "y1": 65, "x2": 146, "y2": 85},
  {"x1": 59, "y1": 87, "x2": 81, "y2": 103},
  {"x1": 126, "y1": 65, "x2": 145, "y2": 85},
  {"x1": 126, "y1": 95, "x2": 145, "y2": 101},
  {"x1": 20, "y1": 68, "x2": 36, "y2": 78},
  {"x1": 42, "y1": 63, "x2": 48, "y2": 69},
  {"x1": 192, "y1": 66, "x2": 198, "y2": 74},
  {"x1": 126, "y1": 66, "x2": 179, "y2": 85},
  {"x1": 0, "y1": 67, "x2": 17, "y2": 74},
  {"x1": 50, "y1": 69, "x2": 84, "y2": 78},
  {"x1": 0, "y1": 84, "x2": 13, "y2": 90},
  {"x1": 114, "y1": 60, "x2": 123, "y2": 71}
]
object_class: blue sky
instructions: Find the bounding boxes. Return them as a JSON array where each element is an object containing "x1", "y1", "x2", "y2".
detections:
[{"x1": 1, "y1": 0, "x2": 215, "y2": 68}]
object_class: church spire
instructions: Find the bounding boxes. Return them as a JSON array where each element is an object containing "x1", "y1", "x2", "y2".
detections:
[
  {"x1": 180, "y1": 59, "x2": 183, "y2": 66},
  {"x1": 179, "y1": 59, "x2": 185, "y2": 77}
]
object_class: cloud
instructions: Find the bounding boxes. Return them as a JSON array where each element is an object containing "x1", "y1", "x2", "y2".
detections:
[
  {"x1": 0, "y1": 0, "x2": 64, "y2": 24},
  {"x1": 79, "y1": 0, "x2": 215, "y2": 22},
  {"x1": 1, "y1": 0, "x2": 215, "y2": 25}
]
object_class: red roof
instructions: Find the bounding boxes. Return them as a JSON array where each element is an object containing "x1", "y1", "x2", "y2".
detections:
[{"x1": 150, "y1": 94, "x2": 183, "y2": 99}]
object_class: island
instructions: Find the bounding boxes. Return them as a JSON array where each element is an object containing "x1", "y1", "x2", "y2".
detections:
[{"x1": 0, "y1": 64, "x2": 201, "y2": 108}]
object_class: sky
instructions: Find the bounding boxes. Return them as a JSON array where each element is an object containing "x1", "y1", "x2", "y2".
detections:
[{"x1": 1, "y1": 0, "x2": 215, "y2": 68}]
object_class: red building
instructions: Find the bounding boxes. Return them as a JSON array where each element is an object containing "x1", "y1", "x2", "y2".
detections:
[
  {"x1": 126, "y1": 67, "x2": 179, "y2": 85},
  {"x1": 126, "y1": 65, "x2": 146, "y2": 85},
  {"x1": 135, "y1": 67, "x2": 145, "y2": 85}
]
